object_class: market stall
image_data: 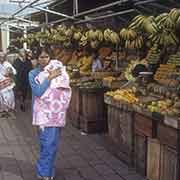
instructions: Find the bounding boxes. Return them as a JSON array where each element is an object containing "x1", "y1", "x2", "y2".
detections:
[{"x1": 9, "y1": 1, "x2": 180, "y2": 180}]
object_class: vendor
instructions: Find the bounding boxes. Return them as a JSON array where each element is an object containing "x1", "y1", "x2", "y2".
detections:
[{"x1": 91, "y1": 50, "x2": 103, "y2": 72}]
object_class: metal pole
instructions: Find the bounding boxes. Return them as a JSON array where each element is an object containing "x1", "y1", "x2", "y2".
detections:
[
  {"x1": 74, "y1": 0, "x2": 128, "y2": 17},
  {"x1": 13, "y1": 0, "x2": 41, "y2": 16},
  {"x1": 75, "y1": 9, "x2": 135, "y2": 24},
  {"x1": 31, "y1": 6, "x2": 75, "y2": 20},
  {"x1": 134, "y1": 0, "x2": 157, "y2": 6},
  {"x1": 8, "y1": 24, "x2": 25, "y2": 30},
  {"x1": 14, "y1": 17, "x2": 36, "y2": 24},
  {"x1": 73, "y1": 0, "x2": 79, "y2": 15}
]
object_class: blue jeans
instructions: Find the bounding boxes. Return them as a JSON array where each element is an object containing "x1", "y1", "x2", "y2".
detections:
[{"x1": 36, "y1": 127, "x2": 61, "y2": 177}]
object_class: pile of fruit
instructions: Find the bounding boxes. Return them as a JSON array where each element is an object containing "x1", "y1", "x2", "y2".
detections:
[
  {"x1": 154, "y1": 64, "x2": 179, "y2": 88},
  {"x1": 106, "y1": 88, "x2": 139, "y2": 104},
  {"x1": 147, "y1": 99, "x2": 180, "y2": 116},
  {"x1": 146, "y1": 45, "x2": 161, "y2": 64}
]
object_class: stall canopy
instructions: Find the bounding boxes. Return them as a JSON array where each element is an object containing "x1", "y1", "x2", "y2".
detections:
[{"x1": 0, "y1": 0, "x2": 180, "y2": 32}]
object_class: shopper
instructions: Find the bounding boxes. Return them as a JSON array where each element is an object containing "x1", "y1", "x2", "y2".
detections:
[
  {"x1": 29, "y1": 46, "x2": 71, "y2": 180},
  {"x1": 13, "y1": 49, "x2": 32, "y2": 111},
  {"x1": 0, "y1": 51, "x2": 16, "y2": 117}
]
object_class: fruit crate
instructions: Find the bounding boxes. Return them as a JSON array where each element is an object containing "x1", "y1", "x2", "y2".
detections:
[
  {"x1": 147, "y1": 117, "x2": 180, "y2": 180},
  {"x1": 68, "y1": 85, "x2": 82, "y2": 128},
  {"x1": 79, "y1": 87, "x2": 108, "y2": 133},
  {"x1": 134, "y1": 112, "x2": 159, "y2": 176},
  {"x1": 105, "y1": 99, "x2": 134, "y2": 166}
]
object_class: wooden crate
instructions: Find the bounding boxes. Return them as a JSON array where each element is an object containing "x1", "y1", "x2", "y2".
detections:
[
  {"x1": 107, "y1": 103, "x2": 134, "y2": 165},
  {"x1": 134, "y1": 134, "x2": 147, "y2": 176},
  {"x1": 134, "y1": 112, "x2": 158, "y2": 177},
  {"x1": 147, "y1": 138, "x2": 178, "y2": 180},
  {"x1": 68, "y1": 86, "x2": 82, "y2": 128},
  {"x1": 79, "y1": 88, "x2": 108, "y2": 133}
]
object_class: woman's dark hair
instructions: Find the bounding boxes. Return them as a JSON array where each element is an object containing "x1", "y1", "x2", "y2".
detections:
[{"x1": 35, "y1": 45, "x2": 52, "y2": 59}]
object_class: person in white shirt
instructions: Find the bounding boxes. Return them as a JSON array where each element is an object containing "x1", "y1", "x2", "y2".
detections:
[{"x1": 91, "y1": 50, "x2": 103, "y2": 72}]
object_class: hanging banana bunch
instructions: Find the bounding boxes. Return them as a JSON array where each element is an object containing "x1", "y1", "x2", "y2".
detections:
[
  {"x1": 156, "y1": 13, "x2": 175, "y2": 30},
  {"x1": 143, "y1": 16, "x2": 158, "y2": 34},
  {"x1": 125, "y1": 36, "x2": 144, "y2": 49},
  {"x1": 129, "y1": 15, "x2": 158, "y2": 34},
  {"x1": 149, "y1": 30, "x2": 179, "y2": 46},
  {"x1": 169, "y1": 8, "x2": 180, "y2": 26},
  {"x1": 79, "y1": 34, "x2": 88, "y2": 47},
  {"x1": 119, "y1": 28, "x2": 137, "y2": 41},
  {"x1": 128, "y1": 15, "x2": 147, "y2": 30},
  {"x1": 104, "y1": 29, "x2": 120, "y2": 45}
]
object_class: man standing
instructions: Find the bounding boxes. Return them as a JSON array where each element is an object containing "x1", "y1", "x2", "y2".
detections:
[{"x1": 13, "y1": 49, "x2": 32, "y2": 112}]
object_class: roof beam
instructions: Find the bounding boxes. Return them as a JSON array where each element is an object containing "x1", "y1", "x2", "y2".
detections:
[
  {"x1": 75, "y1": 9, "x2": 135, "y2": 24},
  {"x1": 134, "y1": 0, "x2": 158, "y2": 6},
  {"x1": 12, "y1": 0, "x2": 41, "y2": 16},
  {"x1": 31, "y1": 5, "x2": 75, "y2": 20}
]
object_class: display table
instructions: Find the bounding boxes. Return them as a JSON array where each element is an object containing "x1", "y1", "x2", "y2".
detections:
[{"x1": 104, "y1": 95, "x2": 134, "y2": 165}]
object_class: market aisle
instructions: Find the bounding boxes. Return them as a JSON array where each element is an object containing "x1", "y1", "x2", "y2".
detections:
[{"x1": 0, "y1": 104, "x2": 146, "y2": 180}]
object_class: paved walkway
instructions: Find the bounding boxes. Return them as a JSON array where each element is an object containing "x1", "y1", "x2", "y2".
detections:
[{"x1": 0, "y1": 105, "x2": 146, "y2": 180}]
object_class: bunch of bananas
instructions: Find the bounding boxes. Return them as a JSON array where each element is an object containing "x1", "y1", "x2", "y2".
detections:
[
  {"x1": 104, "y1": 29, "x2": 120, "y2": 45},
  {"x1": 73, "y1": 31, "x2": 83, "y2": 41},
  {"x1": 85, "y1": 29, "x2": 103, "y2": 41},
  {"x1": 85, "y1": 29, "x2": 103, "y2": 48},
  {"x1": 79, "y1": 35, "x2": 88, "y2": 47},
  {"x1": 125, "y1": 36, "x2": 143, "y2": 49},
  {"x1": 129, "y1": 15, "x2": 158, "y2": 34},
  {"x1": 119, "y1": 28, "x2": 137, "y2": 41},
  {"x1": 156, "y1": 13, "x2": 175, "y2": 29},
  {"x1": 149, "y1": 30, "x2": 178, "y2": 46},
  {"x1": 129, "y1": 15, "x2": 147, "y2": 30},
  {"x1": 106, "y1": 89, "x2": 139, "y2": 104},
  {"x1": 146, "y1": 44, "x2": 160, "y2": 64},
  {"x1": 169, "y1": 8, "x2": 180, "y2": 22}
]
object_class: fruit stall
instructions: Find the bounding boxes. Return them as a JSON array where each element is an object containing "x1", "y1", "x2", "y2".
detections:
[{"x1": 17, "y1": 2, "x2": 180, "y2": 180}]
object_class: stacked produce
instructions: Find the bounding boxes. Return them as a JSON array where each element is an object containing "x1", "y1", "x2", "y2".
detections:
[
  {"x1": 146, "y1": 44, "x2": 161, "y2": 64},
  {"x1": 167, "y1": 51, "x2": 180, "y2": 66},
  {"x1": 147, "y1": 99, "x2": 180, "y2": 116},
  {"x1": 154, "y1": 64, "x2": 179, "y2": 88},
  {"x1": 106, "y1": 88, "x2": 139, "y2": 104}
]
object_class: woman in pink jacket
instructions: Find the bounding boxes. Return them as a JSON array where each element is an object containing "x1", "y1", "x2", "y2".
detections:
[{"x1": 29, "y1": 46, "x2": 71, "y2": 180}]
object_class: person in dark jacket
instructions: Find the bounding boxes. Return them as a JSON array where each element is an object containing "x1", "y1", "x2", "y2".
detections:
[{"x1": 13, "y1": 49, "x2": 32, "y2": 111}]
